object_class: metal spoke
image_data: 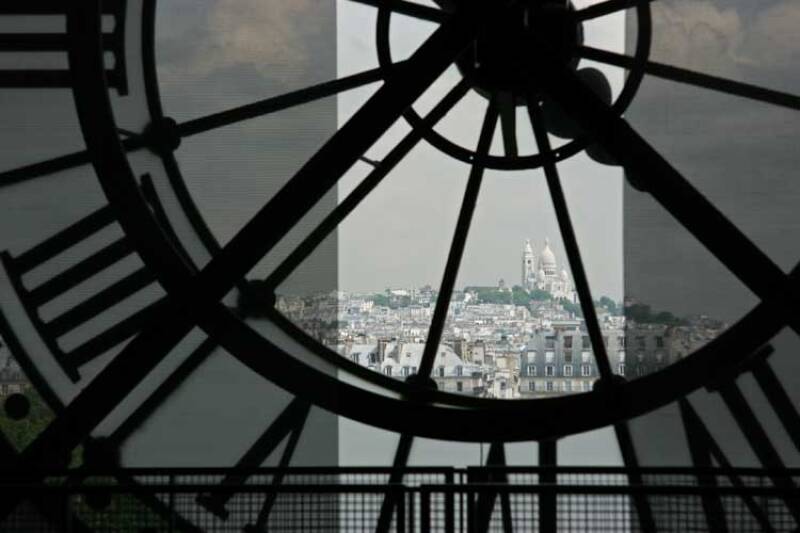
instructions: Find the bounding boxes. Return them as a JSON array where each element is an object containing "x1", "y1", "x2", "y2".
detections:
[
  {"x1": 347, "y1": 0, "x2": 448, "y2": 23},
  {"x1": 575, "y1": 0, "x2": 655, "y2": 21},
  {"x1": 498, "y1": 92, "x2": 519, "y2": 158},
  {"x1": 194, "y1": 9, "x2": 482, "y2": 306},
  {"x1": 265, "y1": 80, "x2": 470, "y2": 291},
  {"x1": 178, "y1": 65, "x2": 394, "y2": 138},
  {"x1": 418, "y1": 101, "x2": 499, "y2": 379},
  {"x1": 376, "y1": 433, "x2": 415, "y2": 533},
  {"x1": 578, "y1": 45, "x2": 800, "y2": 111},
  {"x1": 0, "y1": 8, "x2": 482, "y2": 518},
  {"x1": 0, "y1": 66, "x2": 394, "y2": 188},
  {"x1": 535, "y1": 58, "x2": 800, "y2": 331},
  {"x1": 0, "y1": 136, "x2": 143, "y2": 189},
  {"x1": 528, "y1": 102, "x2": 613, "y2": 380}
]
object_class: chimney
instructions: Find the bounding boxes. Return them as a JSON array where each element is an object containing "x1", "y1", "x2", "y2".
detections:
[{"x1": 378, "y1": 338, "x2": 389, "y2": 362}]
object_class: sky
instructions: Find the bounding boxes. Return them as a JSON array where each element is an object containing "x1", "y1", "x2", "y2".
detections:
[
  {"x1": 153, "y1": 0, "x2": 800, "y2": 315},
  {"x1": 155, "y1": 0, "x2": 627, "y2": 300}
]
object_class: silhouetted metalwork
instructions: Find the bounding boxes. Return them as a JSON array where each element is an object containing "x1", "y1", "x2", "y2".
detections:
[
  {"x1": 0, "y1": 467, "x2": 798, "y2": 531},
  {"x1": 0, "y1": 1, "x2": 127, "y2": 93},
  {"x1": 1, "y1": 1, "x2": 800, "y2": 530}
]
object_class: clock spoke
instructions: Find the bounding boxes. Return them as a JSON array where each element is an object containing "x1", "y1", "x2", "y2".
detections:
[
  {"x1": 577, "y1": 46, "x2": 800, "y2": 112},
  {"x1": 699, "y1": 347, "x2": 800, "y2": 523},
  {"x1": 574, "y1": 0, "x2": 655, "y2": 22},
  {"x1": 613, "y1": 422, "x2": 656, "y2": 530},
  {"x1": 474, "y1": 442, "x2": 513, "y2": 532},
  {"x1": 535, "y1": 60, "x2": 800, "y2": 332},
  {"x1": 177, "y1": 66, "x2": 397, "y2": 139},
  {"x1": 374, "y1": 102, "x2": 497, "y2": 531},
  {"x1": 0, "y1": 136, "x2": 144, "y2": 189},
  {"x1": 197, "y1": 398, "x2": 311, "y2": 521},
  {"x1": 528, "y1": 102, "x2": 614, "y2": 381},
  {"x1": 346, "y1": 0, "x2": 448, "y2": 23},
  {"x1": 192, "y1": 9, "x2": 482, "y2": 303},
  {"x1": 418, "y1": 102, "x2": 498, "y2": 379},
  {"x1": 679, "y1": 398, "x2": 786, "y2": 530},
  {"x1": 498, "y1": 92, "x2": 519, "y2": 158},
  {"x1": 264, "y1": 79, "x2": 471, "y2": 291},
  {"x1": 106, "y1": 337, "x2": 218, "y2": 446},
  {"x1": 376, "y1": 433, "x2": 415, "y2": 533},
  {"x1": 0, "y1": 66, "x2": 392, "y2": 188}
]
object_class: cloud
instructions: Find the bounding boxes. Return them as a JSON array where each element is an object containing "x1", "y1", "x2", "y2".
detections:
[
  {"x1": 160, "y1": 0, "x2": 336, "y2": 86},
  {"x1": 740, "y1": 1, "x2": 800, "y2": 68},
  {"x1": 650, "y1": 0, "x2": 800, "y2": 74},
  {"x1": 650, "y1": 0, "x2": 742, "y2": 74}
]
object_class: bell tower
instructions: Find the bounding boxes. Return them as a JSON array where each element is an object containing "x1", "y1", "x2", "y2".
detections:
[{"x1": 522, "y1": 239, "x2": 536, "y2": 291}]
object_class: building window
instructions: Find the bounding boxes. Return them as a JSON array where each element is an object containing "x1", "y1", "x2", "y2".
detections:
[
  {"x1": 564, "y1": 381, "x2": 572, "y2": 392},
  {"x1": 384, "y1": 366, "x2": 393, "y2": 376},
  {"x1": 545, "y1": 336, "x2": 556, "y2": 349},
  {"x1": 581, "y1": 364, "x2": 591, "y2": 376},
  {"x1": 545, "y1": 365, "x2": 555, "y2": 377},
  {"x1": 402, "y1": 367, "x2": 410, "y2": 377},
  {"x1": 564, "y1": 350, "x2": 572, "y2": 363},
  {"x1": 528, "y1": 382, "x2": 536, "y2": 392},
  {"x1": 351, "y1": 353, "x2": 360, "y2": 364},
  {"x1": 618, "y1": 364, "x2": 626, "y2": 376},
  {"x1": 581, "y1": 351, "x2": 591, "y2": 363},
  {"x1": 563, "y1": 336, "x2": 573, "y2": 349},
  {"x1": 455, "y1": 365, "x2": 463, "y2": 377},
  {"x1": 582, "y1": 335, "x2": 591, "y2": 349},
  {"x1": 527, "y1": 365, "x2": 537, "y2": 376},
  {"x1": 527, "y1": 350, "x2": 537, "y2": 362},
  {"x1": 545, "y1": 351, "x2": 554, "y2": 363},
  {"x1": 636, "y1": 336, "x2": 646, "y2": 349},
  {"x1": 617, "y1": 336, "x2": 626, "y2": 348},
  {"x1": 437, "y1": 366, "x2": 445, "y2": 377},
  {"x1": 457, "y1": 382, "x2": 463, "y2": 392},
  {"x1": 369, "y1": 352, "x2": 378, "y2": 364},
  {"x1": 564, "y1": 365, "x2": 573, "y2": 377},
  {"x1": 656, "y1": 336, "x2": 665, "y2": 348},
  {"x1": 411, "y1": 366, "x2": 418, "y2": 375},
  {"x1": 546, "y1": 381, "x2": 554, "y2": 392},
  {"x1": 582, "y1": 381, "x2": 592, "y2": 392}
]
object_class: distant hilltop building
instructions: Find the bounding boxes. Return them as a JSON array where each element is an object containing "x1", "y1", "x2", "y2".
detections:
[{"x1": 521, "y1": 238, "x2": 577, "y2": 303}]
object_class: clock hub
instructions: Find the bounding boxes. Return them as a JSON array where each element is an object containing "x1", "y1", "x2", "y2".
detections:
[{"x1": 455, "y1": 0, "x2": 583, "y2": 101}]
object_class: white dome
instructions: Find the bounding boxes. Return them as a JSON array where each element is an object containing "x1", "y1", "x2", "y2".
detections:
[{"x1": 540, "y1": 238, "x2": 556, "y2": 267}]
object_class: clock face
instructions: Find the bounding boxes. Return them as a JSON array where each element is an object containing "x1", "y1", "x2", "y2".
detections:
[{"x1": 1, "y1": 0, "x2": 799, "y2": 528}]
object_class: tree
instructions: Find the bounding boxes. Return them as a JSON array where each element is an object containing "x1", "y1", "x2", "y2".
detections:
[
  {"x1": 597, "y1": 296, "x2": 618, "y2": 315},
  {"x1": 559, "y1": 298, "x2": 583, "y2": 317},
  {"x1": 368, "y1": 293, "x2": 391, "y2": 307},
  {"x1": 529, "y1": 288, "x2": 552, "y2": 301}
]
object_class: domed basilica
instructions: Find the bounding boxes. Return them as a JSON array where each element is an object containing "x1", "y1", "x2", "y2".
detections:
[{"x1": 522, "y1": 239, "x2": 577, "y2": 303}]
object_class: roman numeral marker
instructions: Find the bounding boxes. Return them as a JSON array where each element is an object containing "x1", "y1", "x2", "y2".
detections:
[
  {"x1": 0, "y1": 1, "x2": 128, "y2": 94},
  {"x1": 2, "y1": 201, "x2": 162, "y2": 382}
]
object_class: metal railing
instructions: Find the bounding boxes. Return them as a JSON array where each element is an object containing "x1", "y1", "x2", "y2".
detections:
[{"x1": 1, "y1": 467, "x2": 798, "y2": 532}]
